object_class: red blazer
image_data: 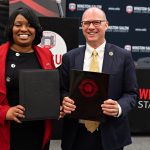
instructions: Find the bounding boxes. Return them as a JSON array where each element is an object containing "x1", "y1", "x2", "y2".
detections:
[{"x1": 0, "y1": 42, "x2": 55, "y2": 150}]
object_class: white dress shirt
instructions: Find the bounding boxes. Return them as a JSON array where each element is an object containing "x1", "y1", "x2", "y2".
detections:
[{"x1": 83, "y1": 42, "x2": 105, "y2": 72}]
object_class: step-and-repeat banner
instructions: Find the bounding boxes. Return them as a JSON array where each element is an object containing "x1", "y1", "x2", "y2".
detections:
[
  {"x1": 66, "y1": 0, "x2": 150, "y2": 66},
  {"x1": 66, "y1": 0, "x2": 150, "y2": 133}
]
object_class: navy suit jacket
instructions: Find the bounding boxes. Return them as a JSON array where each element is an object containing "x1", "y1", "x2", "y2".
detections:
[{"x1": 59, "y1": 43, "x2": 138, "y2": 150}]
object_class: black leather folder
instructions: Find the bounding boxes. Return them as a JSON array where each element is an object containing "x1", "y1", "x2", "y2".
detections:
[
  {"x1": 19, "y1": 69, "x2": 60, "y2": 121},
  {"x1": 68, "y1": 69, "x2": 109, "y2": 121}
]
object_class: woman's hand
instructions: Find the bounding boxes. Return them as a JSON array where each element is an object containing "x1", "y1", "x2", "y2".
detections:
[{"x1": 5, "y1": 105, "x2": 25, "y2": 123}]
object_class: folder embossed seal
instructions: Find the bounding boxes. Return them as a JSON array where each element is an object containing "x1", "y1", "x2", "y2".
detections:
[{"x1": 79, "y1": 79, "x2": 98, "y2": 97}]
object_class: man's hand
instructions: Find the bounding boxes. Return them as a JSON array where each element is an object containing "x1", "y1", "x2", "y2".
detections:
[
  {"x1": 62, "y1": 97, "x2": 76, "y2": 114},
  {"x1": 101, "y1": 99, "x2": 119, "y2": 117}
]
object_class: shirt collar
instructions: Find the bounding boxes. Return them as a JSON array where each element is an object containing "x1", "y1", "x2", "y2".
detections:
[{"x1": 86, "y1": 41, "x2": 106, "y2": 56}]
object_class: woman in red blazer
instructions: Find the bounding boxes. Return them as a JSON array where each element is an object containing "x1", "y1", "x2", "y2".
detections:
[{"x1": 0, "y1": 7, "x2": 55, "y2": 150}]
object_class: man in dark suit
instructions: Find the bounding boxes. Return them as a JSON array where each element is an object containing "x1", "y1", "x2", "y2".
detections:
[{"x1": 59, "y1": 7, "x2": 138, "y2": 150}]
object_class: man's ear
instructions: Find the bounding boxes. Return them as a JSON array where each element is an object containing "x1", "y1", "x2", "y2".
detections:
[{"x1": 105, "y1": 21, "x2": 109, "y2": 30}]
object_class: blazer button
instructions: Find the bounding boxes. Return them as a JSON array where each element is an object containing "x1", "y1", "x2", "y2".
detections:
[
  {"x1": 15, "y1": 53, "x2": 20, "y2": 56},
  {"x1": 6, "y1": 76, "x2": 11, "y2": 82},
  {"x1": 11, "y1": 64, "x2": 16, "y2": 68}
]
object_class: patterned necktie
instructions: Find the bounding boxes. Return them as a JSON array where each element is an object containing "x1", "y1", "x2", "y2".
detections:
[
  {"x1": 84, "y1": 49, "x2": 100, "y2": 133},
  {"x1": 89, "y1": 49, "x2": 99, "y2": 72}
]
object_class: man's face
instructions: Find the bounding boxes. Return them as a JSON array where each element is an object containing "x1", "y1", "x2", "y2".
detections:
[
  {"x1": 82, "y1": 9, "x2": 108, "y2": 48},
  {"x1": 12, "y1": 14, "x2": 36, "y2": 47}
]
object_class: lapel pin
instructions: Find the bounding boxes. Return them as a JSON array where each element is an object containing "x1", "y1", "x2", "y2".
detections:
[{"x1": 109, "y1": 51, "x2": 113, "y2": 56}]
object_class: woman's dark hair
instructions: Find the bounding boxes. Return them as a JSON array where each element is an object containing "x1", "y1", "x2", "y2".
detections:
[{"x1": 5, "y1": 7, "x2": 43, "y2": 45}]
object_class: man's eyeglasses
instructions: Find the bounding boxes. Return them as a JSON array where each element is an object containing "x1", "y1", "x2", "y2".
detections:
[{"x1": 81, "y1": 20, "x2": 106, "y2": 27}]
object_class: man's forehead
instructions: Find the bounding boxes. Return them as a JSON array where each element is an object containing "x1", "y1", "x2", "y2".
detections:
[{"x1": 82, "y1": 8, "x2": 104, "y2": 19}]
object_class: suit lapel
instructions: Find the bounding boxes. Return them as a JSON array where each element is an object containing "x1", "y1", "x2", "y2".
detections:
[
  {"x1": 102, "y1": 43, "x2": 114, "y2": 74},
  {"x1": 70, "y1": 44, "x2": 114, "y2": 73},
  {"x1": 74, "y1": 46, "x2": 86, "y2": 70}
]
